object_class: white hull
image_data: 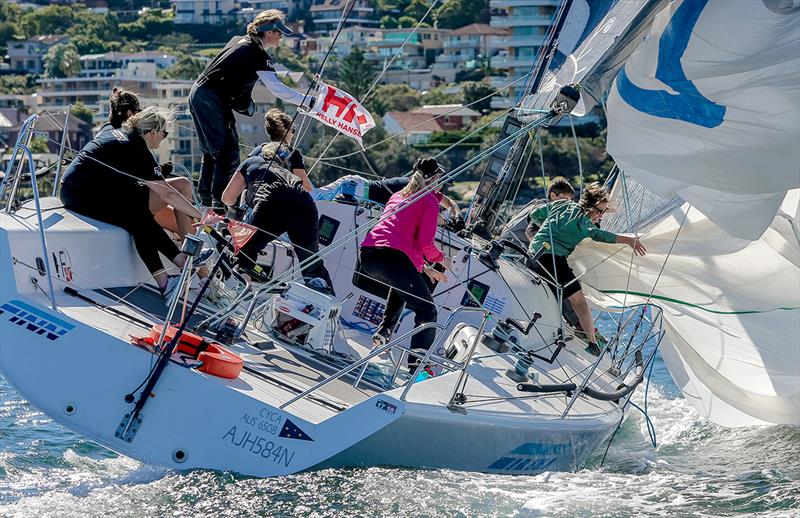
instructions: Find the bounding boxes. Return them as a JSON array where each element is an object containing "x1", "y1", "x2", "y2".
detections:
[{"x1": 0, "y1": 199, "x2": 627, "y2": 477}]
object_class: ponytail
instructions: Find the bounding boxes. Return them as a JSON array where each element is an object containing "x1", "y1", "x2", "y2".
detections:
[{"x1": 398, "y1": 171, "x2": 426, "y2": 198}]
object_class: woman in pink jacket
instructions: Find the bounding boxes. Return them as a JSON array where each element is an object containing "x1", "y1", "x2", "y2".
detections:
[{"x1": 360, "y1": 157, "x2": 453, "y2": 374}]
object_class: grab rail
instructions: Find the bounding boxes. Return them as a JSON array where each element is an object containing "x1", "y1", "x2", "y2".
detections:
[
  {"x1": 279, "y1": 306, "x2": 492, "y2": 410},
  {"x1": 2, "y1": 115, "x2": 58, "y2": 309}
]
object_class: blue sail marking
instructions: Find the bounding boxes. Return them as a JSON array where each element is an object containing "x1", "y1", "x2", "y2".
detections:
[{"x1": 616, "y1": 0, "x2": 726, "y2": 128}]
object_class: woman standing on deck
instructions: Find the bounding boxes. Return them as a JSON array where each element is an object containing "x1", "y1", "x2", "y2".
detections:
[{"x1": 359, "y1": 157, "x2": 453, "y2": 374}]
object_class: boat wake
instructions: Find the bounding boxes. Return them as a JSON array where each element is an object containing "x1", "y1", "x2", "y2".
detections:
[{"x1": 1, "y1": 360, "x2": 797, "y2": 517}]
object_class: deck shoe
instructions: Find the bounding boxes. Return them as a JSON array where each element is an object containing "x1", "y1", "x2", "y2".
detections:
[
  {"x1": 193, "y1": 248, "x2": 215, "y2": 268},
  {"x1": 585, "y1": 341, "x2": 602, "y2": 357},
  {"x1": 161, "y1": 275, "x2": 182, "y2": 304}
]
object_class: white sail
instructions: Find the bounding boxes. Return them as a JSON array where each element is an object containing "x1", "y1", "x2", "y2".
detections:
[
  {"x1": 571, "y1": 190, "x2": 800, "y2": 426},
  {"x1": 605, "y1": 0, "x2": 800, "y2": 240}
]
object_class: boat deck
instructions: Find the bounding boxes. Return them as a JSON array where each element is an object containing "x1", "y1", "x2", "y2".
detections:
[{"x1": 46, "y1": 286, "x2": 622, "y2": 426}]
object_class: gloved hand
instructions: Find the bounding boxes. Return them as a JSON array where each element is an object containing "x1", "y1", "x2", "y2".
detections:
[{"x1": 159, "y1": 161, "x2": 173, "y2": 177}]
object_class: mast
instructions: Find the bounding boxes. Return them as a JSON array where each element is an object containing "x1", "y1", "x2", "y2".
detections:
[{"x1": 467, "y1": 0, "x2": 574, "y2": 238}]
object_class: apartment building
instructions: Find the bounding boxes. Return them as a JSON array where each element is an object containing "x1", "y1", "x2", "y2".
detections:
[
  {"x1": 309, "y1": 0, "x2": 377, "y2": 33},
  {"x1": 172, "y1": 0, "x2": 237, "y2": 24},
  {"x1": 432, "y1": 23, "x2": 507, "y2": 83},
  {"x1": 6, "y1": 35, "x2": 70, "y2": 75},
  {"x1": 489, "y1": 0, "x2": 559, "y2": 106}
]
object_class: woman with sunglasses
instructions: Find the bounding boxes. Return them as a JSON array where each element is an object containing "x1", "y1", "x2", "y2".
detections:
[
  {"x1": 60, "y1": 107, "x2": 205, "y2": 299},
  {"x1": 359, "y1": 157, "x2": 453, "y2": 375},
  {"x1": 528, "y1": 182, "x2": 646, "y2": 357},
  {"x1": 189, "y1": 9, "x2": 314, "y2": 211}
]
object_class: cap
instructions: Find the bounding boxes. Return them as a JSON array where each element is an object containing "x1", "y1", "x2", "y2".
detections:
[
  {"x1": 255, "y1": 20, "x2": 293, "y2": 36},
  {"x1": 414, "y1": 157, "x2": 445, "y2": 179}
]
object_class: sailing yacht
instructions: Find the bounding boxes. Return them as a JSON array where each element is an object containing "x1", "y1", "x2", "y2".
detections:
[{"x1": 1, "y1": 0, "x2": 797, "y2": 478}]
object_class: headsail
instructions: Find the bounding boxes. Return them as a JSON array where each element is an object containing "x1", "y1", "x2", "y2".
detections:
[
  {"x1": 606, "y1": 0, "x2": 800, "y2": 240},
  {"x1": 572, "y1": 185, "x2": 800, "y2": 426}
]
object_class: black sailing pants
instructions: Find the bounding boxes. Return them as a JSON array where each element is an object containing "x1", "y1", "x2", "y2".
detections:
[
  {"x1": 237, "y1": 183, "x2": 334, "y2": 292},
  {"x1": 60, "y1": 185, "x2": 180, "y2": 276},
  {"x1": 359, "y1": 246, "x2": 437, "y2": 363}
]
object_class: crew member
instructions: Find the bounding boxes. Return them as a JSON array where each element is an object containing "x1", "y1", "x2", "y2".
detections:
[
  {"x1": 60, "y1": 107, "x2": 205, "y2": 298},
  {"x1": 248, "y1": 108, "x2": 312, "y2": 192},
  {"x1": 190, "y1": 9, "x2": 314, "y2": 210},
  {"x1": 221, "y1": 141, "x2": 334, "y2": 293},
  {"x1": 359, "y1": 157, "x2": 453, "y2": 375},
  {"x1": 529, "y1": 182, "x2": 646, "y2": 356},
  {"x1": 314, "y1": 173, "x2": 461, "y2": 219}
]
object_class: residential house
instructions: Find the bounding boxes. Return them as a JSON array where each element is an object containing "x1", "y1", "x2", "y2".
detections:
[
  {"x1": 432, "y1": 24, "x2": 508, "y2": 83},
  {"x1": 4, "y1": 115, "x2": 92, "y2": 155},
  {"x1": 383, "y1": 111, "x2": 443, "y2": 146},
  {"x1": 490, "y1": 0, "x2": 559, "y2": 106},
  {"x1": 6, "y1": 35, "x2": 70, "y2": 75},
  {"x1": 412, "y1": 104, "x2": 481, "y2": 131}
]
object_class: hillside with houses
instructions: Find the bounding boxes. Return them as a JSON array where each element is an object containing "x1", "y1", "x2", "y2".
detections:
[{"x1": 0, "y1": 0, "x2": 611, "y2": 199}]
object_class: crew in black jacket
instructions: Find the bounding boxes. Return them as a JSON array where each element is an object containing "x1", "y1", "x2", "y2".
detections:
[{"x1": 189, "y1": 9, "x2": 314, "y2": 210}]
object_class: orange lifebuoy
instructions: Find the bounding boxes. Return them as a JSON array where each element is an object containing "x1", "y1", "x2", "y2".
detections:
[{"x1": 148, "y1": 325, "x2": 244, "y2": 379}]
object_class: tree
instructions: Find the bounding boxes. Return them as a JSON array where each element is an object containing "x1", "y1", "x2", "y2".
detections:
[
  {"x1": 67, "y1": 11, "x2": 121, "y2": 54},
  {"x1": 403, "y1": 0, "x2": 432, "y2": 20},
  {"x1": 422, "y1": 85, "x2": 459, "y2": 105},
  {"x1": 71, "y1": 102, "x2": 94, "y2": 126},
  {"x1": 0, "y1": 74, "x2": 37, "y2": 95},
  {"x1": 380, "y1": 15, "x2": 398, "y2": 29},
  {"x1": 43, "y1": 43, "x2": 80, "y2": 78},
  {"x1": 160, "y1": 54, "x2": 206, "y2": 80},
  {"x1": 367, "y1": 84, "x2": 422, "y2": 116},
  {"x1": 462, "y1": 80, "x2": 494, "y2": 113},
  {"x1": 397, "y1": 16, "x2": 418, "y2": 28},
  {"x1": 436, "y1": 0, "x2": 489, "y2": 29},
  {"x1": 335, "y1": 47, "x2": 375, "y2": 100},
  {"x1": 19, "y1": 4, "x2": 77, "y2": 38}
]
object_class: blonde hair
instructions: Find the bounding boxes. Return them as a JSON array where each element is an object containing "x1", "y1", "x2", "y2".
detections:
[
  {"x1": 398, "y1": 171, "x2": 427, "y2": 198},
  {"x1": 247, "y1": 9, "x2": 286, "y2": 39},
  {"x1": 122, "y1": 106, "x2": 174, "y2": 135},
  {"x1": 264, "y1": 108, "x2": 291, "y2": 141}
]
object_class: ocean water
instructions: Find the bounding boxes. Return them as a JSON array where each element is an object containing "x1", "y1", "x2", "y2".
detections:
[{"x1": 0, "y1": 351, "x2": 798, "y2": 518}]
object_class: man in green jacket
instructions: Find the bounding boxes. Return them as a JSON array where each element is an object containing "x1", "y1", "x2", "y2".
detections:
[{"x1": 529, "y1": 182, "x2": 646, "y2": 355}]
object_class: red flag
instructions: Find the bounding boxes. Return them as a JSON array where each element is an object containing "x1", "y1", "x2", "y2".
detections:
[
  {"x1": 227, "y1": 219, "x2": 257, "y2": 253},
  {"x1": 196, "y1": 209, "x2": 257, "y2": 253}
]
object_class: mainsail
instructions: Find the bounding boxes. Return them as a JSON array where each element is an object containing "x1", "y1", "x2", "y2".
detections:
[{"x1": 573, "y1": 0, "x2": 800, "y2": 426}]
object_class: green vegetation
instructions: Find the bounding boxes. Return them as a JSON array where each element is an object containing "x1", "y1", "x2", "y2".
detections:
[
  {"x1": 332, "y1": 47, "x2": 375, "y2": 100},
  {"x1": 43, "y1": 43, "x2": 80, "y2": 78},
  {"x1": 159, "y1": 54, "x2": 206, "y2": 80},
  {"x1": 71, "y1": 102, "x2": 94, "y2": 125},
  {"x1": 436, "y1": 0, "x2": 490, "y2": 29},
  {"x1": 367, "y1": 84, "x2": 422, "y2": 117},
  {"x1": 0, "y1": 74, "x2": 37, "y2": 95}
]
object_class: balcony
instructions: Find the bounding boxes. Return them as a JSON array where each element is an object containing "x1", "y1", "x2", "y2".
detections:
[
  {"x1": 490, "y1": 15, "x2": 553, "y2": 28},
  {"x1": 442, "y1": 39, "x2": 481, "y2": 49},
  {"x1": 491, "y1": 55, "x2": 536, "y2": 69},
  {"x1": 494, "y1": 34, "x2": 546, "y2": 48}
]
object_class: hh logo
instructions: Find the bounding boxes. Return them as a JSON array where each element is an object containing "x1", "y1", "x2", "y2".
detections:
[
  {"x1": 321, "y1": 86, "x2": 369, "y2": 125},
  {"x1": 310, "y1": 83, "x2": 376, "y2": 144}
]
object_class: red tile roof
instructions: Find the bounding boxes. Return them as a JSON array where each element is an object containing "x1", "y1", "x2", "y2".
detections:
[
  {"x1": 448, "y1": 24, "x2": 509, "y2": 37},
  {"x1": 385, "y1": 111, "x2": 443, "y2": 133}
]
